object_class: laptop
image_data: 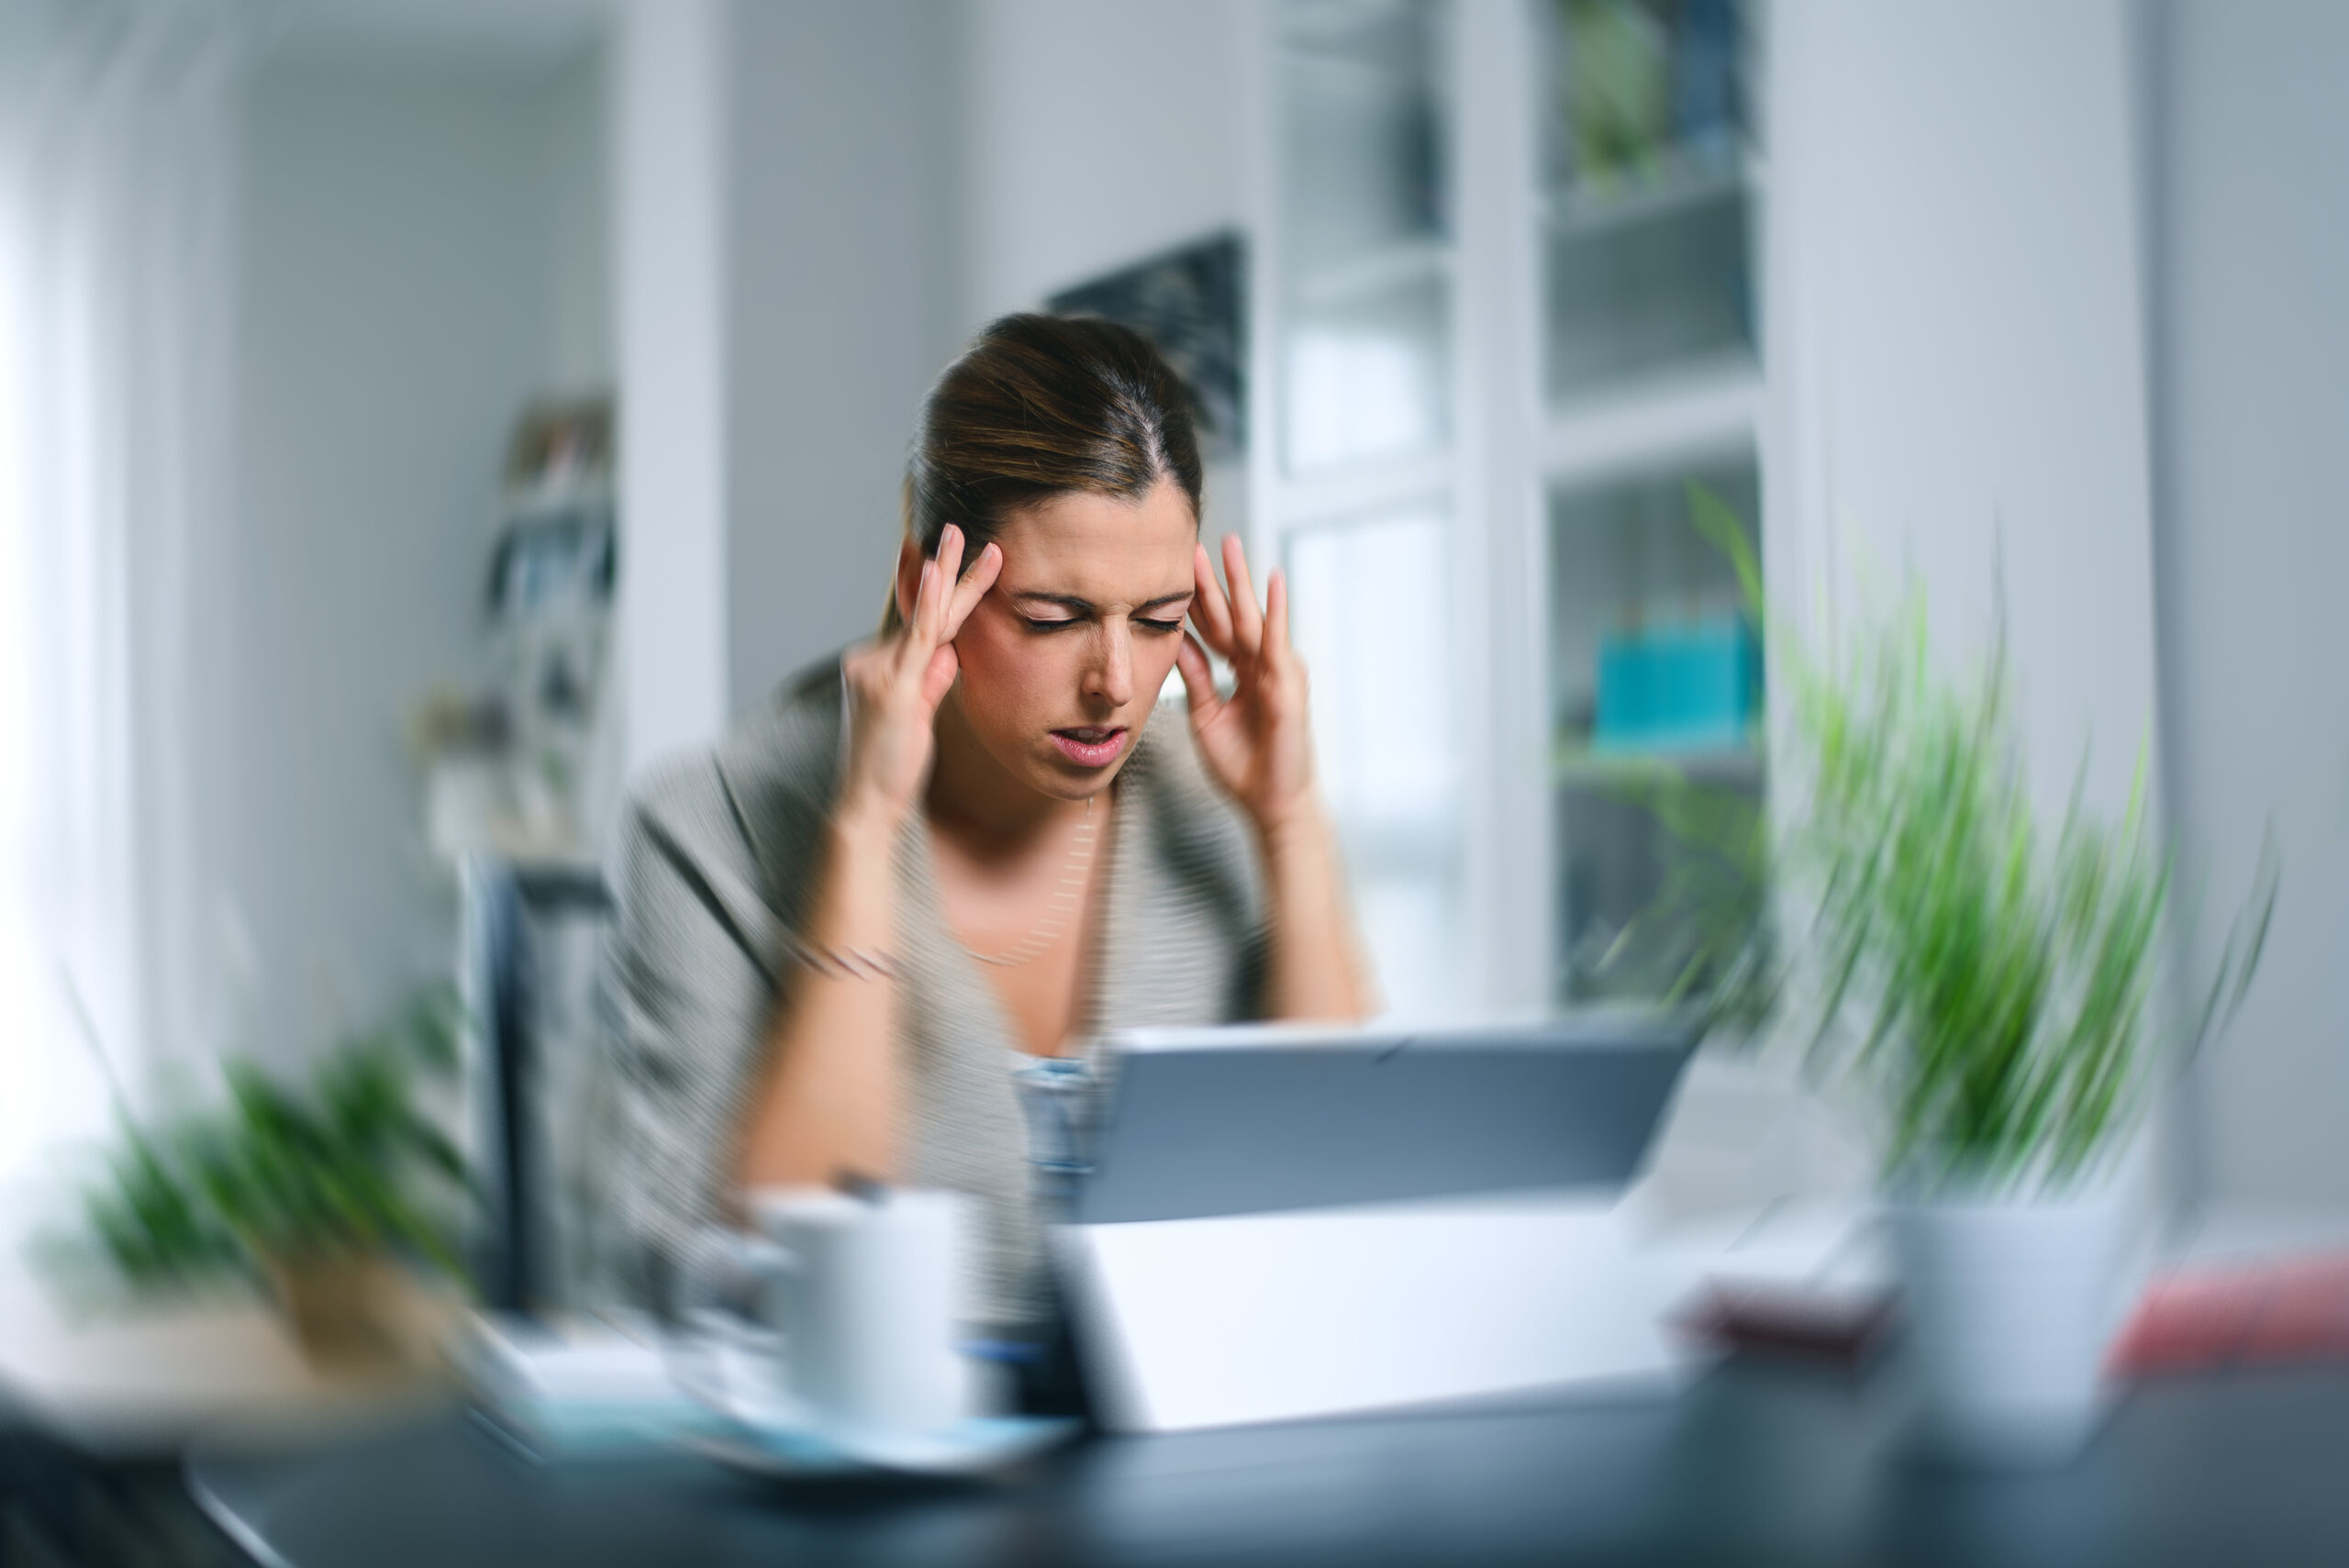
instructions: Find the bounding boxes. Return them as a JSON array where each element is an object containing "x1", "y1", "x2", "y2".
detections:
[{"x1": 1054, "y1": 1013, "x2": 1703, "y2": 1433}]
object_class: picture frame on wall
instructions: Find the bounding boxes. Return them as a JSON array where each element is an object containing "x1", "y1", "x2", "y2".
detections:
[{"x1": 1048, "y1": 231, "x2": 1247, "y2": 462}]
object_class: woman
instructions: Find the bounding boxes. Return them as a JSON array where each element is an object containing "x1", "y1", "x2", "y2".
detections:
[{"x1": 598, "y1": 314, "x2": 1371, "y2": 1353}]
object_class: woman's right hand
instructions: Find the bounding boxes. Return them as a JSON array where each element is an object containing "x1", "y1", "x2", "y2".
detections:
[{"x1": 837, "y1": 524, "x2": 1002, "y2": 831}]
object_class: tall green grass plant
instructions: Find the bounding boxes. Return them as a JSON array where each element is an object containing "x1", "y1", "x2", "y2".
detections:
[{"x1": 1634, "y1": 492, "x2": 2274, "y2": 1196}]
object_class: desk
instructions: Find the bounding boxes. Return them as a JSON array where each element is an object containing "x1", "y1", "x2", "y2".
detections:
[
  {"x1": 187, "y1": 1362, "x2": 2349, "y2": 1567},
  {"x1": 0, "y1": 1292, "x2": 442, "y2": 1565}
]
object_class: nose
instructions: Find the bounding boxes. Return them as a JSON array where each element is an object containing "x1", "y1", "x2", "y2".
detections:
[{"x1": 1084, "y1": 621, "x2": 1135, "y2": 709}]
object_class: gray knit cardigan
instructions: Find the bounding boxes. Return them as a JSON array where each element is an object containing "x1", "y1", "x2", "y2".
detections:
[{"x1": 592, "y1": 660, "x2": 1267, "y2": 1328}]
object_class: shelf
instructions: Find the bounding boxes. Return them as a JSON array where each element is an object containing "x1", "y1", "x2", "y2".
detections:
[
  {"x1": 1539, "y1": 359, "x2": 1762, "y2": 484},
  {"x1": 1246, "y1": 0, "x2": 1774, "y2": 1019},
  {"x1": 501, "y1": 473, "x2": 613, "y2": 523},
  {"x1": 1546, "y1": 157, "x2": 1754, "y2": 247},
  {"x1": 1542, "y1": 150, "x2": 1757, "y2": 404},
  {"x1": 1551, "y1": 741, "x2": 1764, "y2": 789},
  {"x1": 1291, "y1": 237, "x2": 1452, "y2": 311}
]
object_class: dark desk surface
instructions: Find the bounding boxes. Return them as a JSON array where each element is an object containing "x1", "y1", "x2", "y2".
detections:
[{"x1": 186, "y1": 1362, "x2": 2349, "y2": 1568}]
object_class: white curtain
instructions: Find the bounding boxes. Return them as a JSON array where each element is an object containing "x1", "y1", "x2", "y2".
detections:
[{"x1": 0, "y1": 1, "x2": 250, "y2": 1180}]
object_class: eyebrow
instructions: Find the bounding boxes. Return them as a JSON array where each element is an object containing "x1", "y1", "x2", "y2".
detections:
[{"x1": 1010, "y1": 590, "x2": 1195, "y2": 616}]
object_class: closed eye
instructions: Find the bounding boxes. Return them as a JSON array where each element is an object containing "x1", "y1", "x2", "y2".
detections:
[{"x1": 1012, "y1": 594, "x2": 1191, "y2": 634}]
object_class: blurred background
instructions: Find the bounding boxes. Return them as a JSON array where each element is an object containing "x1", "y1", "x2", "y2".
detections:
[{"x1": 1, "y1": 0, "x2": 2344, "y2": 1510}]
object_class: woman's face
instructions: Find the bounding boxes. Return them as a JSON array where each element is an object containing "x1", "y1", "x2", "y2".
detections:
[{"x1": 941, "y1": 478, "x2": 1198, "y2": 801}]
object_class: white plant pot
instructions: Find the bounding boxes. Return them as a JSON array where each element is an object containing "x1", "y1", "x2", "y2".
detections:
[{"x1": 1888, "y1": 1176, "x2": 2135, "y2": 1467}]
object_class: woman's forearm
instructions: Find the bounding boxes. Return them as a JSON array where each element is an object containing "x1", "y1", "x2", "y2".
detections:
[
  {"x1": 737, "y1": 808, "x2": 906, "y2": 1189},
  {"x1": 1255, "y1": 799, "x2": 1375, "y2": 1022},
  {"x1": 735, "y1": 524, "x2": 997, "y2": 1193}
]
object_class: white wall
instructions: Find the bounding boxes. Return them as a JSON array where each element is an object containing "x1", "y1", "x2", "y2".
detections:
[
  {"x1": 1762, "y1": 1, "x2": 2166, "y2": 1206},
  {"x1": 227, "y1": 50, "x2": 605, "y2": 1067},
  {"x1": 541, "y1": 42, "x2": 612, "y2": 398},
  {"x1": 2154, "y1": 0, "x2": 2349, "y2": 1208},
  {"x1": 612, "y1": 0, "x2": 729, "y2": 778},
  {"x1": 953, "y1": 0, "x2": 1245, "y2": 332},
  {"x1": 951, "y1": 0, "x2": 1253, "y2": 557},
  {"x1": 724, "y1": 0, "x2": 954, "y2": 710},
  {"x1": 1770, "y1": 0, "x2": 2161, "y2": 828},
  {"x1": 710, "y1": 0, "x2": 1254, "y2": 710}
]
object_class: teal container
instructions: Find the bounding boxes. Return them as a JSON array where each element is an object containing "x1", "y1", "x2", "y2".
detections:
[{"x1": 1594, "y1": 612, "x2": 1758, "y2": 753}]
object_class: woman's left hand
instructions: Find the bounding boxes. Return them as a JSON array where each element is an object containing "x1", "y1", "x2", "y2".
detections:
[{"x1": 1177, "y1": 535, "x2": 1321, "y2": 840}]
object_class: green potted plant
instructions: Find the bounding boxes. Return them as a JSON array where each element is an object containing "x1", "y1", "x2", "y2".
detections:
[
  {"x1": 1638, "y1": 493, "x2": 2275, "y2": 1463},
  {"x1": 74, "y1": 983, "x2": 475, "y2": 1368}
]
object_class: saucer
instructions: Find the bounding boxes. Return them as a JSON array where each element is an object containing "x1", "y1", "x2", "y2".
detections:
[{"x1": 680, "y1": 1413, "x2": 1081, "y2": 1480}]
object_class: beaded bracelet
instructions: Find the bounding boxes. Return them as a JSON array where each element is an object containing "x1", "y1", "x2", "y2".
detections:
[{"x1": 781, "y1": 931, "x2": 899, "y2": 982}]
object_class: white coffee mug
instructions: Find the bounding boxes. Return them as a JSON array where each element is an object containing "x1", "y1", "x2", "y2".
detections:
[{"x1": 674, "y1": 1185, "x2": 972, "y2": 1440}]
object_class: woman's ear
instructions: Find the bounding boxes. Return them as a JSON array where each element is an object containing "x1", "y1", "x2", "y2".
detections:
[{"x1": 892, "y1": 535, "x2": 925, "y2": 628}]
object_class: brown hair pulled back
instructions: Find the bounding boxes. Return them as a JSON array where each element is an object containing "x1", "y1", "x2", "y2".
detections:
[{"x1": 883, "y1": 313, "x2": 1204, "y2": 633}]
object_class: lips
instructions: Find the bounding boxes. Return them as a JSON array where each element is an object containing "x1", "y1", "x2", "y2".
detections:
[{"x1": 1050, "y1": 726, "x2": 1129, "y2": 768}]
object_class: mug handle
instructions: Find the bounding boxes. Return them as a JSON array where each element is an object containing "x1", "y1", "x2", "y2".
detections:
[{"x1": 663, "y1": 1228, "x2": 800, "y2": 1429}]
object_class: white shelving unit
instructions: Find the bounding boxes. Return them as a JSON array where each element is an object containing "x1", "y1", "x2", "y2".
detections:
[{"x1": 1247, "y1": 0, "x2": 1774, "y2": 1018}]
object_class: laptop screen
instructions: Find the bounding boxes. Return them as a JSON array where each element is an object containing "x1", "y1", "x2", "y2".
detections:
[{"x1": 1072, "y1": 1014, "x2": 1700, "y2": 1227}]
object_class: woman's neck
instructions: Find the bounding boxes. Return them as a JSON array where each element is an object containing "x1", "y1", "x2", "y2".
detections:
[{"x1": 926, "y1": 690, "x2": 1087, "y2": 851}]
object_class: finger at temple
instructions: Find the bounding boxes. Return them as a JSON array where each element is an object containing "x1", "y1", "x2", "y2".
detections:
[{"x1": 1222, "y1": 534, "x2": 1263, "y2": 646}]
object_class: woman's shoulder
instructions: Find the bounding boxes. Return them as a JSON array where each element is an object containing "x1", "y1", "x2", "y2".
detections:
[
  {"x1": 617, "y1": 656, "x2": 845, "y2": 888},
  {"x1": 716, "y1": 655, "x2": 846, "y2": 801}
]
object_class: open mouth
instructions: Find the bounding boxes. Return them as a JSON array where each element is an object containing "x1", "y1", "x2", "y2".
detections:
[{"x1": 1049, "y1": 726, "x2": 1129, "y2": 768}]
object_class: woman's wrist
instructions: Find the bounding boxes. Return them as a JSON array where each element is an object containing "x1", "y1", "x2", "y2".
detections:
[
  {"x1": 830, "y1": 789, "x2": 909, "y2": 851},
  {"x1": 796, "y1": 798, "x2": 904, "y2": 966},
  {"x1": 1249, "y1": 790, "x2": 1334, "y2": 863},
  {"x1": 1250, "y1": 790, "x2": 1374, "y2": 1022}
]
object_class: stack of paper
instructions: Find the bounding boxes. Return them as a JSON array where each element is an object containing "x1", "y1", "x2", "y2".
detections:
[{"x1": 456, "y1": 1314, "x2": 713, "y2": 1458}]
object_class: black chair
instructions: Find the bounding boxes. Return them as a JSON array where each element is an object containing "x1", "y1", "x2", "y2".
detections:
[{"x1": 457, "y1": 856, "x2": 611, "y2": 1318}]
